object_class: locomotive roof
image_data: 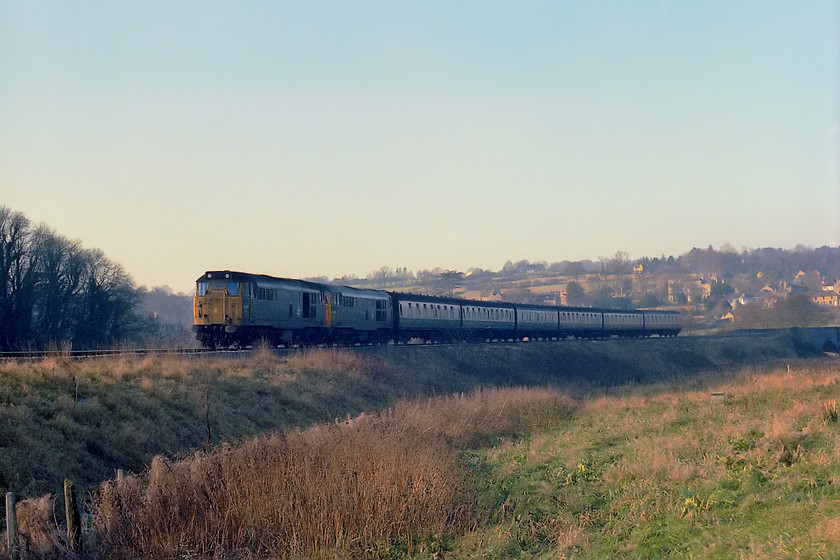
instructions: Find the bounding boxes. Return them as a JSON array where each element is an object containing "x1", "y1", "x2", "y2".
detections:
[{"x1": 197, "y1": 271, "x2": 390, "y2": 297}]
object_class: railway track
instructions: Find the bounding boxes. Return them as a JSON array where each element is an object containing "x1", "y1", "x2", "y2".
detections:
[{"x1": 0, "y1": 347, "x2": 229, "y2": 361}]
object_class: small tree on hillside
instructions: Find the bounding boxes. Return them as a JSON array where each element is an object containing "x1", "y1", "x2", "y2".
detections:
[
  {"x1": 565, "y1": 281, "x2": 586, "y2": 306},
  {"x1": 437, "y1": 270, "x2": 464, "y2": 298}
]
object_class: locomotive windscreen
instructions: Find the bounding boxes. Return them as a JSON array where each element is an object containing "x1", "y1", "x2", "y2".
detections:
[{"x1": 196, "y1": 281, "x2": 239, "y2": 296}]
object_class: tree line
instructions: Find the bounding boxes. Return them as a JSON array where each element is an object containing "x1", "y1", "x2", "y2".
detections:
[{"x1": 0, "y1": 207, "x2": 154, "y2": 351}]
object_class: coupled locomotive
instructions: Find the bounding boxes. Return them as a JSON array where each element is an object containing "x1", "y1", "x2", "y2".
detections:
[{"x1": 193, "y1": 270, "x2": 682, "y2": 348}]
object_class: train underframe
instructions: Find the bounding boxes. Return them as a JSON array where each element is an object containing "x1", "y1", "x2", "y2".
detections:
[
  {"x1": 195, "y1": 325, "x2": 394, "y2": 349},
  {"x1": 197, "y1": 324, "x2": 678, "y2": 349}
]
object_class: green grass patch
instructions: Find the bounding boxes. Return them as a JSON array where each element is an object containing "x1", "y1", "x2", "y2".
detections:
[{"x1": 445, "y1": 362, "x2": 840, "y2": 559}]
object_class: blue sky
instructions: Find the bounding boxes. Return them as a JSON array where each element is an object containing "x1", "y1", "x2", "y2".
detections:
[{"x1": 1, "y1": 0, "x2": 838, "y2": 292}]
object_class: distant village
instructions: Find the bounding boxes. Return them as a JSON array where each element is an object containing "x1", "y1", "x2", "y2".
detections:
[{"x1": 318, "y1": 246, "x2": 840, "y2": 331}]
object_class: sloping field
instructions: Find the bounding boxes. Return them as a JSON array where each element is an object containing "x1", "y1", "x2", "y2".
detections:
[
  {"x1": 1, "y1": 331, "x2": 837, "y2": 558},
  {"x1": 0, "y1": 332, "x2": 823, "y2": 499},
  {"x1": 73, "y1": 359, "x2": 835, "y2": 558}
]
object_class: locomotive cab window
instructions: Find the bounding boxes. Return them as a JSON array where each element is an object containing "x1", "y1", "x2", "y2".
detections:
[{"x1": 201, "y1": 281, "x2": 239, "y2": 296}]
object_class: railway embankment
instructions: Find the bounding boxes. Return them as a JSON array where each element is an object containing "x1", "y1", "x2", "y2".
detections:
[{"x1": 0, "y1": 330, "x2": 830, "y2": 500}]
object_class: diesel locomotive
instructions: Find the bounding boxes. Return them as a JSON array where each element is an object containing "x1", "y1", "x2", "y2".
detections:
[{"x1": 193, "y1": 270, "x2": 682, "y2": 348}]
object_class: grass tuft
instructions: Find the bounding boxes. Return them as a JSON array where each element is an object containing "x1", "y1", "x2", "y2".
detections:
[{"x1": 822, "y1": 399, "x2": 838, "y2": 423}]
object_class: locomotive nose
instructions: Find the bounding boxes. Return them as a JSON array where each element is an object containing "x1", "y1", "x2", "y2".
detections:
[{"x1": 204, "y1": 289, "x2": 228, "y2": 323}]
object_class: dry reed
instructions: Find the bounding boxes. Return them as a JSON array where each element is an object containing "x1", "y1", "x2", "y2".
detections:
[{"x1": 91, "y1": 387, "x2": 575, "y2": 559}]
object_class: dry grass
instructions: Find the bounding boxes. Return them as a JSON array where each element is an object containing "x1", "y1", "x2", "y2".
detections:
[
  {"x1": 391, "y1": 387, "x2": 575, "y2": 447},
  {"x1": 282, "y1": 348, "x2": 386, "y2": 379},
  {"x1": 94, "y1": 429, "x2": 465, "y2": 558},
  {"x1": 5, "y1": 495, "x2": 65, "y2": 559},
  {"x1": 88, "y1": 387, "x2": 576, "y2": 559}
]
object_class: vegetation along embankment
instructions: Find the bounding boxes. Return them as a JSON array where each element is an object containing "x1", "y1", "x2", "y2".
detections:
[{"x1": 1, "y1": 331, "x2": 838, "y2": 558}]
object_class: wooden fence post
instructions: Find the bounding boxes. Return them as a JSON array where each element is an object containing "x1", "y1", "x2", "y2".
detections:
[
  {"x1": 6, "y1": 492, "x2": 18, "y2": 560},
  {"x1": 64, "y1": 479, "x2": 83, "y2": 553}
]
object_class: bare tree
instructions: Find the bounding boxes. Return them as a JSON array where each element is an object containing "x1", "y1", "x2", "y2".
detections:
[
  {"x1": 613, "y1": 251, "x2": 630, "y2": 298},
  {"x1": 0, "y1": 207, "x2": 146, "y2": 350},
  {"x1": 30, "y1": 226, "x2": 86, "y2": 344},
  {"x1": 0, "y1": 208, "x2": 35, "y2": 348},
  {"x1": 597, "y1": 256, "x2": 612, "y2": 293},
  {"x1": 75, "y1": 249, "x2": 138, "y2": 347}
]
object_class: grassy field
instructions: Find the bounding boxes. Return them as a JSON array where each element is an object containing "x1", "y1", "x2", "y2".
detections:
[
  {"x1": 1, "y1": 331, "x2": 837, "y2": 558},
  {"x1": 455, "y1": 362, "x2": 840, "y2": 559}
]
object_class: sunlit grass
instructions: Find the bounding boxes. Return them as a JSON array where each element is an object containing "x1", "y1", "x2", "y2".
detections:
[{"x1": 455, "y1": 361, "x2": 840, "y2": 559}]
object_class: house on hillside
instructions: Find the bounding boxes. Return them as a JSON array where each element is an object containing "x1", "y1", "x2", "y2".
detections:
[
  {"x1": 731, "y1": 292, "x2": 775, "y2": 308},
  {"x1": 667, "y1": 276, "x2": 712, "y2": 303},
  {"x1": 719, "y1": 311, "x2": 736, "y2": 324},
  {"x1": 813, "y1": 281, "x2": 840, "y2": 307},
  {"x1": 814, "y1": 292, "x2": 840, "y2": 307}
]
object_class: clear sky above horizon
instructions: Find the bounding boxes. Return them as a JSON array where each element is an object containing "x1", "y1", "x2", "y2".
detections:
[{"x1": 1, "y1": 0, "x2": 838, "y2": 293}]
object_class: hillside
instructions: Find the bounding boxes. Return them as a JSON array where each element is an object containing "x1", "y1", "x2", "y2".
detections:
[
  {"x1": 2, "y1": 333, "x2": 838, "y2": 559},
  {"x1": 0, "y1": 331, "x2": 825, "y2": 500}
]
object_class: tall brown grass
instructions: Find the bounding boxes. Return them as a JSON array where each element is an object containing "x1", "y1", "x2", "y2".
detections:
[
  {"x1": 9, "y1": 495, "x2": 65, "y2": 559},
  {"x1": 91, "y1": 387, "x2": 576, "y2": 559}
]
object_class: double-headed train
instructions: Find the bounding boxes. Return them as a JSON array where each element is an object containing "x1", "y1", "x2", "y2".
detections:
[{"x1": 193, "y1": 270, "x2": 682, "y2": 348}]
